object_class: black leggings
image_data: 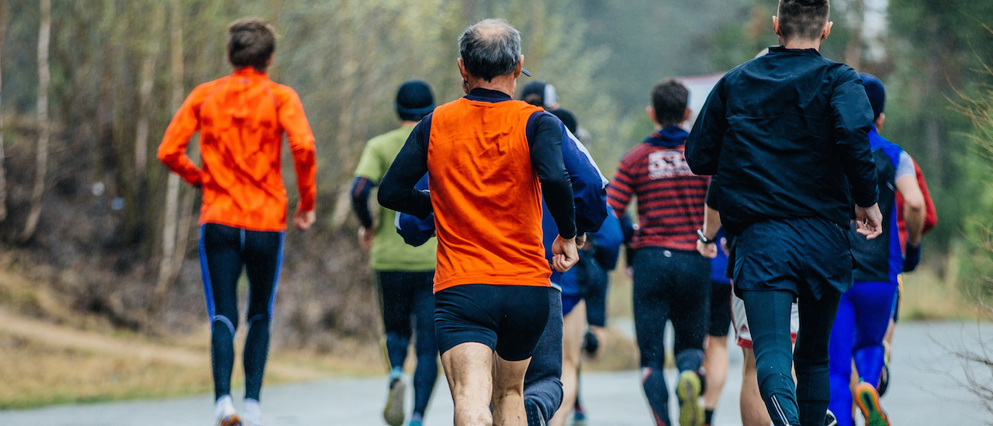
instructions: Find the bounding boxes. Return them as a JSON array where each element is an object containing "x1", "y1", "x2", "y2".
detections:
[
  {"x1": 632, "y1": 248, "x2": 710, "y2": 425},
  {"x1": 199, "y1": 223, "x2": 283, "y2": 402},
  {"x1": 377, "y1": 271, "x2": 438, "y2": 417}
]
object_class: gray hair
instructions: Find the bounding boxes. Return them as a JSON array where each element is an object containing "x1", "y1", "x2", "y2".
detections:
[{"x1": 458, "y1": 19, "x2": 522, "y2": 82}]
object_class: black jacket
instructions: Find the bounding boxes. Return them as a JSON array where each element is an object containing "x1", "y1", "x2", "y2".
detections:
[{"x1": 686, "y1": 46, "x2": 878, "y2": 235}]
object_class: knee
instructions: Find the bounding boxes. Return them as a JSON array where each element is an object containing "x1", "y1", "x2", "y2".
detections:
[
  {"x1": 212, "y1": 315, "x2": 237, "y2": 337},
  {"x1": 246, "y1": 313, "x2": 270, "y2": 330}
]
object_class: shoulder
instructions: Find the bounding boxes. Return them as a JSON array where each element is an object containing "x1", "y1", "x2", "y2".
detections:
[
  {"x1": 268, "y1": 81, "x2": 304, "y2": 104},
  {"x1": 188, "y1": 78, "x2": 225, "y2": 101},
  {"x1": 620, "y1": 143, "x2": 653, "y2": 165},
  {"x1": 368, "y1": 127, "x2": 410, "y2": 148}
]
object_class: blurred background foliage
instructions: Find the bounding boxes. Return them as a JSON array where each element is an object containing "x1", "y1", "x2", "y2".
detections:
[{"x1": 0, "y1": 0, "x2": 990, "y2": 348}]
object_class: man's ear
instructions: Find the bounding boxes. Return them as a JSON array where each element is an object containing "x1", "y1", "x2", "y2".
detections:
[
  {"x1": 646, "y1": 106, "x2": 657, "y2": 124},
  {"x1": 821, "y1": 21, "x2": 833, "y2": 40},
  {"x1": 682, "y1": 107, "x2": 692, "y2": 124},
  {"x1": 514, "y1": 55, "x2": 524, "y2": 78},
  {"x1": 773, "y1": 16, "x2": 780, "y2": 36},
  {"x1": 457, "y1": 58, "x2": 469, "y2": 80},
  {"x1": 875, "y1": 112, "x2": 886, "y2": 130}
]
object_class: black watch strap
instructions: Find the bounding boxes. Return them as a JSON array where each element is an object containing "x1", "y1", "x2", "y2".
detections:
[{"x1": 697, "y1": 229, "x2": 715, "y2": 244}]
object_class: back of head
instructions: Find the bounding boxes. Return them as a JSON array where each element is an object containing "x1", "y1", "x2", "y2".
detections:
[
  {"x1": 549, "y1": 108, "x2": 578, "y2": 135},
  {"x1": 458, "y1": 19, "x2": 522, "y2": 82},
  {"x1": 521, "y1": 81, "x2": 558, "y2": 109},
  {"x1": 859, "y1": 73, "x2": 885, "y2": 121},
  {"x1": 777, "y1": 0, "x2": 830, "y2": 42},
  {"x1": 396, "y1": 80, "x2": 435, "y2": 122},
  {"x1": 228, "y1": 18, "x2": 276, "y2": 72},
  {"x1": 651, "y1": 79, "x2": 689, "y2": 127}
]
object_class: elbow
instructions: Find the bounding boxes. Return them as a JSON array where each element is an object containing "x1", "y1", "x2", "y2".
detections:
[
  {"x1": 904, "y1": 195, "x2": 926, "y2": 216},
  {"x1": 377, "y1": 189, "x2": 398, "y2": 211}
]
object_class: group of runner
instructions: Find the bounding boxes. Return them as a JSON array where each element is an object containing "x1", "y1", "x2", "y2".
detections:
[{"x1": 156, "y1": 2, "x2": 936, "y2": 425}]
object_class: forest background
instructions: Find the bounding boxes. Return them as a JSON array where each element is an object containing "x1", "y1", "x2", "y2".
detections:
[{"x1": 0, "y1": 0, "x2": 991, "y2": 408}]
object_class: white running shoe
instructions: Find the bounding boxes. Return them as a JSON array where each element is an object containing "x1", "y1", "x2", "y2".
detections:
[
  {"x1": 242, "y1": 398, "x2": 264, "y2": 426},
  {"x1": 215, "y1": 395, "x2": 242, "y2": 426}
]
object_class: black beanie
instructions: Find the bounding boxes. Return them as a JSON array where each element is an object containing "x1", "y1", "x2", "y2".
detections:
[
  {"x1": 396, "y1": 80, "x2": 435, "y2": 121},
  {"x1": 859, "y1": 73, "x2": 885, "y2": 121}
]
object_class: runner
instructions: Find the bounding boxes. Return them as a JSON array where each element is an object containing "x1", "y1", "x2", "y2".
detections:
[
  {"x1": 878, "y1": 99, "x2": 939, "y2": 398},
  {"x1": 378, "y1": 19, "x2": 581, "y2": 425},
  {"x1": 685, "y1": 1, "x2": 883, "y2": 424},
  {"x1": 607, "y1": 79, "x2": 711, "y2": 426},
  {"x1": 826, "y1": 73, "x2": 925, "y2": 426},
  {"x1": 701, "y1": 226, "x2": 731, "y2": 426},
  {"x1": 697, "y1": 188, "x2": 804, "y2": 426},
  {"x1": 393, "y1": 105, "x2": 608, "y2": 426},
  {"x1": 544, "y1": 108, "x2": 619, "y2": 426},
  {"x1": 157, "y1": 18, "x2": 317, "y2": 426},
  {"x1": 350, "y1": 80, "x2": 438, "y2": 426}
]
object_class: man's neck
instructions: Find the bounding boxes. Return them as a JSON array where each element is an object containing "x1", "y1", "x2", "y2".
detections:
[
  {"x1": 400, "y1": 120, "x2": 419, "y2": 127},
  {"x1": 781, "y1": 37, "x2": 822, "y2": 51},
  {"x1": 467, "y1": 74, "x2": 516, "y2": 98}
]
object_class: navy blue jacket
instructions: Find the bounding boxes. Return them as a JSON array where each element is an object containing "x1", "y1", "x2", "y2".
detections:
[{"x1": 686, "y1": 46, "x2": 878, "y2": 235}]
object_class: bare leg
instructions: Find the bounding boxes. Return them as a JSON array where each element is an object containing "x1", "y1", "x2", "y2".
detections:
[
  {"x1": 740, "y1": 347, "x2": 772, "y2": 426},
  {"x1": 550, "y1": 301, "x2": 586, "y2": 426},
  {"x1": 492, "y1": 353, "x2": 533, "y2": 426},
  {"x1": 442, "y1": 342, "x2": 495, "y2": 426},
  {"x1": 703, "y1": 334, "x2": 729, "y2": 414}
]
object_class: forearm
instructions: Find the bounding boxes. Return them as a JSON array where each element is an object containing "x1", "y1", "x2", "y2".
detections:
[
  {"x1": 350, "y1": 177, "x2": 375, "y2": 229},
  {"x1": 701, "y1": 205, "x2": 722, "y2": 239}
]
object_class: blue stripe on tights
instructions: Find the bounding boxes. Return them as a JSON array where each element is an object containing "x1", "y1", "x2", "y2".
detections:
[{"x1": 198, "y1": 224, "x2": 216, "y2": 320}]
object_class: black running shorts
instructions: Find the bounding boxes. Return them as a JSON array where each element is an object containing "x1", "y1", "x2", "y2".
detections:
[{"x1": 434, "y1": 284, "x2": 552, "y2": 362}]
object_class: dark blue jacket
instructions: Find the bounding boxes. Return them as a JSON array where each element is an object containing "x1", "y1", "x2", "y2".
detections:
[{"x1": 686, "y1": 46, "x2": 878, "y2": 235}]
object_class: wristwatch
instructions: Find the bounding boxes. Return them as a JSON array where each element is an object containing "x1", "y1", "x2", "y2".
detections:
[{"x1": 697, "y1": 229, "x2": 716, "y2": 244}]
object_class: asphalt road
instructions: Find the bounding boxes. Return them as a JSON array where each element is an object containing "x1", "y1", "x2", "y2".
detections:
[{"x1": 1, "y1": 321, "x2": 990, "y2": 425}]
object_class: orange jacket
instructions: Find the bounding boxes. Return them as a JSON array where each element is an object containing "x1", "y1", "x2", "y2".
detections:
[
  {"x1": 158, "y1": 67, "x2": 316, "y2": 232},
  {"x1": 427, "y1": 98, "x2": 550, "y2": 292}
]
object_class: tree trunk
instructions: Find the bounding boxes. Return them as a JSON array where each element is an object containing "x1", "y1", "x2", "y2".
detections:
[
  {"x1": 135, "y1": 1, "x2": 166, "y2": 181},
  {"x1": 0, "y1": 0, "x2": 8, "y2": 223},
  {"x1": 153, "y1": 0, "x2": 185, "y2": 309},
  {"x1": 20, "y1": 0, "x2": 51, "y2": 242}
]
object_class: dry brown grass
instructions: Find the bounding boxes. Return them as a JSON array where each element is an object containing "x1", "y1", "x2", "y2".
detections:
[{"x1": 0, "y1": 265, "x2": 387, "y2": 409}]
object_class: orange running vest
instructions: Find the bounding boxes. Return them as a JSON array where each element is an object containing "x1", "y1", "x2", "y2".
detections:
[{"x1": 427, "y1": 97, "x2": 551, "y2": 293}]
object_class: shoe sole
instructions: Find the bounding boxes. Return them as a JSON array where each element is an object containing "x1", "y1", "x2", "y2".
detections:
[
  {"x1": 855, "y1": 383, "x2": 890, "y2": 426},
  {"x1": 218, "y1": 415, "x2": 242, "y2": 426},
  {"x1": 676, "y1": 371, "x2": 703, "y2": 426},
  {"x1": 383, "y1": 381, "x2": 406, "y2": 426}
]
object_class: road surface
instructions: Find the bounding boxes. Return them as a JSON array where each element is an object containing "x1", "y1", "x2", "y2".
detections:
[{"x1": 1, "y1": 321, "x2": 989, "y2": 425}]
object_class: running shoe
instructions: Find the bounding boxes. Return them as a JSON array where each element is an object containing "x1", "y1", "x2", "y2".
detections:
[
  {"x1": 877, "y1": 363, "x2": 890, "y2": 396},
  {"x1": 383, "y1": 378, "x2": 406, "y2": 426},
  {"x1": 824, "y1": 409, "x2": 838, "y2": 426},
  {"x1": 525, "y1": 398, "x2": 547, "y2": 426},
  {"x1": 573, "y1": 402, "x2": 587, "y2": 426},
  {"x1": 854, "y1": 382, "x2": 890, "y2": 426},
  {"x1": 676, "y1": 370, "x2": 704, "y2": 426},
  {"x1": 216, "y1": 415, "x2": 242, "y2": 426},
  {"x1": 215, "y1": 396, "x2": 241, "y2": 426}
]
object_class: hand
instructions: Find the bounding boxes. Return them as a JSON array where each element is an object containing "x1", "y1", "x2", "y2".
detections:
[
  {"x1": 697, "y1": 240, "x2": 717, "y2": 258},
  {"x1": 582, "y1": 326, "x2": 605, "y2": 358},
  {"x1": 854, "y1": 203, "x2": 883, "y2": 240},
  {"x1": 358, "y1": 227, "x2": 374, "y2": 251},
  {"x1": 903, "y1": 242, "x2": 921, "y2": 272},
  {"x1": 576, "y1": 233, "x2": 587, "y2": 250},
  {"x1": 293, "y1": 205, "x2": 316, "y2": 231},
  {"x1": 551, "y1": 235, "x2": 579, "y2": 272}
]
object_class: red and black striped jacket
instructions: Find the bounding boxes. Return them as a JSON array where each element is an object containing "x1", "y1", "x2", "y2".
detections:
[{"x1": 607, "y1": 126, "x2": 709, "y2": 251}]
